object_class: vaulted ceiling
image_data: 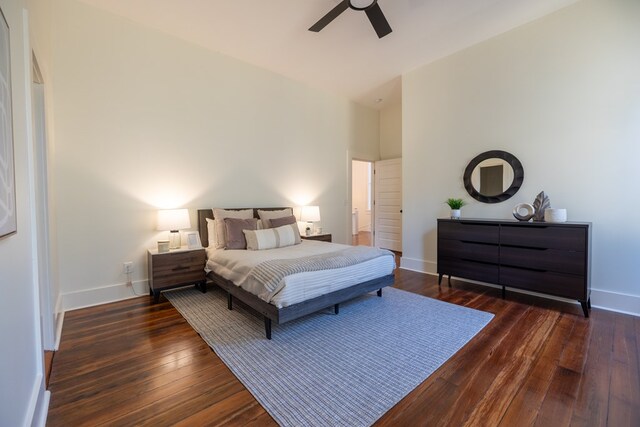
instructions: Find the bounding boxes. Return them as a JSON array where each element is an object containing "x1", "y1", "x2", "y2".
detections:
[{"x1": 77, "y1": 0, "x2": 578, "y2": 109}]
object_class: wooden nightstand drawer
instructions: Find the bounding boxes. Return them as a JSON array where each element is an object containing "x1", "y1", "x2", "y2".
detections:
[
  {"x1": 301, "y1": 233, "x2": 332, "y2": 242},
  {"x1": 148, "y1": 248, "x2": 206, "y2": 303},
  {"x1": 152, "y1": 250, "x2": 204, "y2": 269}
]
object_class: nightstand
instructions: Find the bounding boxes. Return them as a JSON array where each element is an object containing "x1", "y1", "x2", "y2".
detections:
[
  {"x1": 301, "y1": 233, "x2": 332, "y2": 243},
  {"x1": 147, "y1": 247, "x2": 206, "y2": 303}
]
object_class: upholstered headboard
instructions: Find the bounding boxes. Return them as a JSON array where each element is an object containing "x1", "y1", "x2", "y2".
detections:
[{"x1": 197, "y1": 207, "x2": 291, "y2": 248}]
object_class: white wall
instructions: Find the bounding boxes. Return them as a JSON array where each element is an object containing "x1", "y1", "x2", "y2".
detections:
[
  {"x1": 402, "y1": 0, "x2": 640, "y2": 314},
  {"x1": 380, "y1": 100, "x2": 402, "y2": 160},
  {"x1": 50, "y1": 0, "x2": 380, "y2": 309},
  {"x1": 0, "y1": 0, "x2": 48, "y2": 425}
]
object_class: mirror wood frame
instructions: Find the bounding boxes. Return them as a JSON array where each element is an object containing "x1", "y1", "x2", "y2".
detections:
[{"x1": 463, "y1": 150, "x2": 524, "y2": 204}]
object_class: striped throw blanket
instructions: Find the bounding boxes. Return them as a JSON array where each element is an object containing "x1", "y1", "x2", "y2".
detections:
[{"x1": 249, "y1": 246, "x2": 394, "y2": 300}]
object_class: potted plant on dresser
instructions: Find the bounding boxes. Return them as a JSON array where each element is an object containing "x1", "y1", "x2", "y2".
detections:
[{"x1": 446, "y1": 198, "x2": 466, "y2": 219}]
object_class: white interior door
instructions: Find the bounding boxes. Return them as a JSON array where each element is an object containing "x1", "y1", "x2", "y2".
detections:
[
  {"x1": 33, "y1": 81, "x2": 56, "y2": 350},
  {"x1": 374, "y1": 158, "x2": 402, "y2": 252}
]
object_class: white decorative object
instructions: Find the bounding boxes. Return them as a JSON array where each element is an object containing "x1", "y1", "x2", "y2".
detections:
[
  {"x1": 450, "y1": 209, "x2": 461, "y2": 219},
  {"x1": 532, "y1": 191, "x2": 551, "y2": 222},
  {"x1": 157, "y1": 240, "x2": 170, "y2": 253},
  {"x1": 544, "y1": 208, "x2": 567, "y2": 223},
  {"x1": 157, "y1": 208, "x2": 191, "y2": 249},
  {"x1": 513, "y1": 203, "x2": 535, "y2": 221}
]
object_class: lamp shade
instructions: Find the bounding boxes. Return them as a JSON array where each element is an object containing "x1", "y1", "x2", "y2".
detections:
[
  {"x1": 157, "y1": 209, "x2": 191, "y2": 231},
  {"x1": 300, "y1": 205, "x2": 321, "y2": 222}
]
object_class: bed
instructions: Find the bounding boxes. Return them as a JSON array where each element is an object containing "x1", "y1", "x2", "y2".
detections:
[{"x1": 197, "y1": 208, "x2": 395, "y2": 339}]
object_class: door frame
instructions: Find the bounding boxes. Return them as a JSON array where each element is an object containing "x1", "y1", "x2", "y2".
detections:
[
  {"x1": 347, "y1": 151, "x2": 377, "y2": 244},
  {"x1": 349, "y1": 157, "x2": 375, "y2": 245},
  {"x1": 32, "y1": 53, "x2": 57, "y2": 350}
]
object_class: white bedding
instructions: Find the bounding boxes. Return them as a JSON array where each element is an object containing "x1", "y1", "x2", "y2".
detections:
[{"x1": 206, "y1": 240, "x2": 395, "y2": 308}]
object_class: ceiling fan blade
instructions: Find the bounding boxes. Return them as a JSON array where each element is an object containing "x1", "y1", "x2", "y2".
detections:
[
  {"x1": 365, "y1": 3, "x2": 392, "y2": 38},
  {"x1": 309, "y1": 0, "x2": 350, "y2": 32}
]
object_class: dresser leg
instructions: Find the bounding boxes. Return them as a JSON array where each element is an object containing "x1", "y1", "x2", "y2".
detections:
[
  {"x1": 264, "y1": 317, "x2": 272, "y2": 340},
  {"x1": 438, "y1": 274, "x2": 443, "y2": 286},
  {"x1": 227, "y1": 293, "x2": 233, "y2": 310},
  {"x1": 587, "y1": 298, "x2": 591, "y2": 309},
  {"x1": 334, "y1": 304, "x2": 340, "y2": 315},
  {"x1": 501, "y1": 286, "x2": 506, "y2": 299},
  {"x1": 153, "y1": 290, "x2": 160, "y2": 304},
  {"x1": 580, "y1": 300, "x2": 590, "y2": 318},
  {"x1": 448, "y1": 275, "x2": 452, "y2": 287},
  {"x1": 198, "y1": 281, "x2": 207, "y2": 293},
  {"x1": 377, "y1": 289, "x2": 382, "y2": 297}
]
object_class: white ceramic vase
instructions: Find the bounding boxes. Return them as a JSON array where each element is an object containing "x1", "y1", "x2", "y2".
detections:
[
  {"x1": 544, "y1": 208, "x2": 567, "y2": 223},
  {"x1": 450, "y1": 209, "x2": 461, "y2": 219}
]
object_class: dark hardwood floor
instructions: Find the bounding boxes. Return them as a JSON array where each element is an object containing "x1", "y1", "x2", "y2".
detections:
[
  {"x1": 352, "y1": 230, "x2": 372, "y2": 246},
  {"x1": 47, "y1": 267, "x2": 640, "y2": 426}
]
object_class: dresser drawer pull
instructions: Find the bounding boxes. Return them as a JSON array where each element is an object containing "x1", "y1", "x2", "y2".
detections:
[
  {"x1": 504, "y1": 264, "x2": 547, "y2": 273},
  {"x1": 460, "y1": 258, "x2": 498, "y2": 266},
  {"x1": 461, "y1": 240, "x2": 497, "y2": 246},
  {"x1": 172, "y1": 266, "x2": 191, "y2": 271},
  {"x1": 502, "y1": 245, "x2": 549, "y2": 251}
]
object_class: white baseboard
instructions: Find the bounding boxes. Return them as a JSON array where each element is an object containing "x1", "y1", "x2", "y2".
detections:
[
  {"x1": 54, "y1": 311, "x2": 64, "y2": 351},
  {"x1": 25, "y1": 373, "x2": 44, "y2": 427},
  {"x1": 590, "y1": 288, "x2": 640, "y2": 317},
  {"x1": 399, "y1": 257, "x2": 640, "y2": 317},
  {"x1": 400, "y1": 256, "x2": 437, "y2": 274},
  {"x1": 33, "y1": 390, "x2": 50, "y2": 427},
  {"x1": 62, "y1": 279, "x2": 149, "y2": 312}
]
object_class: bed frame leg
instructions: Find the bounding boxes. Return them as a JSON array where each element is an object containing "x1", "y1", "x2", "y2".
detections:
[
  {"x1": 227, "y1": 293, "x2": 233, "y2": 310},
  {"x1": 377, "y1": 289, "x2": 382, "y2": 297},
  {"x1": 264, "y1": 317, "x2": 272, "y2": 340},
  {"x1": 334, "y1": 304, "x2": 339, "y2": 315}
]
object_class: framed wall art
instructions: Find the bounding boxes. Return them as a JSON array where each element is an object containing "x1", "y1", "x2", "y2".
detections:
[{"x1": 0, "y1": 7, "x2": 16, "y2": 239}]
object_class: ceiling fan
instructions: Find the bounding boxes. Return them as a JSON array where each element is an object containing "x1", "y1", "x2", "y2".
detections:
[{"x1": 309, "y1": 0, "x2": 392, "y2": 39}]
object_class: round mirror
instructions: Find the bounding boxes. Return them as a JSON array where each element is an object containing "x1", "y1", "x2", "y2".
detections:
[{"x1": 463, "y1": 150, "x2": 524, "y2": 203}]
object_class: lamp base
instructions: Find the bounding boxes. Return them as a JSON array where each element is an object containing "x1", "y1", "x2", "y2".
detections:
[{"x1": 168, "y1": 230, "x2": 181, "y2": 249}]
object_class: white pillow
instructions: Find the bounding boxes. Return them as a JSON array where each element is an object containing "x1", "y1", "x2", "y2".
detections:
[
  {"x1": 206, "y1": 218, "x2": 227, "y2": 249},
  {"x1": 213, "y1": 208, "x2": 254, "y2": 220},
  {"x1": 206, "y1": 218, "x2": 217, "y2": 248},
  {"x1": 243, "y1": 224, "x2": 301, "y2": 250},
  {"x1": 257, "y1": 208, "x2": 294, "y2": 229}
]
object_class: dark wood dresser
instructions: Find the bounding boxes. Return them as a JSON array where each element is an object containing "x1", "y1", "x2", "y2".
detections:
[{"x1": 437, "y1": 219, "x2": 591, "y2": 317}]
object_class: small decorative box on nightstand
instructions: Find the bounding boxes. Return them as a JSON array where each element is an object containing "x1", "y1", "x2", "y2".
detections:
[
  {"x1": 147, "y1": 247, "x2": 206, "y2": 303},
  {"x1": 301, "y1": 233, "x2": 332, "y2": 243}
]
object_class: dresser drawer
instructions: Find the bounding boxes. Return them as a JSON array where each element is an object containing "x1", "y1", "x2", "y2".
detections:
[
  {"x1": 500, "y1": 266, "x2": 586, "y2": 300},
  {"x1": 152, "y1": 269, "x2": 205, "y2": 288},
  {"x1": 438, "y1": 221, "x2": 499, "y2": 244},
  {"x1": 152, "y1": 250, "x2": 205, "y2": 269},
  {"x1": 500, "y1": 246, "x2": 585, "y2": 275},
  {"x1": 500, "y1": 225, "x2": 586, "y2": 251},
  {"x1": 439, "y1": 258, "x2": 499, "y2": 284},
  {"x1": 439, "y1": 239, "x2": 499, "y2": 264}
]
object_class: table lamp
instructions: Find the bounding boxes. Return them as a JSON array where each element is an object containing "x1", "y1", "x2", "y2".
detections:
[
  {"x1": 300, "y1": 205, "x2": 321, "y2": 236},
  {"x1": 157, "y1": 208, "x2": 191, "y2": 249}
]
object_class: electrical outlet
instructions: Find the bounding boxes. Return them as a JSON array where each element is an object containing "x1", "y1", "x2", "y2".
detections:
[{"x1": 123, "y1": 262, "x2": 133, "y2": 274}]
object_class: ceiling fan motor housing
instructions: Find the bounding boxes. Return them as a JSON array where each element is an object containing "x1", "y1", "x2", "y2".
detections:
[{"x1": 349, "y1": 0, "x2": 378, "y2": 11}]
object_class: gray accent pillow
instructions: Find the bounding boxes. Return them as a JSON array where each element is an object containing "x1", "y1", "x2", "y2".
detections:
[
  {"x1": 268, "y1": 215, "x2": 297, "y2": 229},
  {"x1": 257, "y1": 209, "x2": 293, "y2": 228},
  {"x1": 224, "y1": 218, "x2": 258, "y2": 249},
  {"x1": 213, "y1": 208, "x2": 253, "y2": 221}
]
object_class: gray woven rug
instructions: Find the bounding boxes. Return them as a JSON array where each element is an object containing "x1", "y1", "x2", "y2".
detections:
[{"x1": 165, "y1": 286, "x2": 493, "y2": 426}]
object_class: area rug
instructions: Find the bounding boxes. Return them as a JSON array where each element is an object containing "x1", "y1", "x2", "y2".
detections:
[{"x1": 165, "y1": 286, "x2": 493, "y2": 426}]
